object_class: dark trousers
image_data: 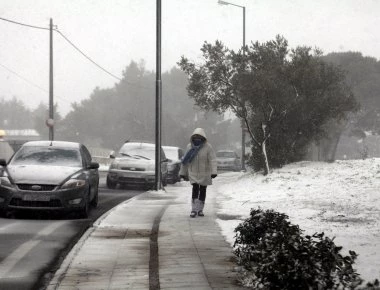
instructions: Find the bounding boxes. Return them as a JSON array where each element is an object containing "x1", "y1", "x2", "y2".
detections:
[{"x1": 192, "y1": 183, "x2": 207, "y2": 202}]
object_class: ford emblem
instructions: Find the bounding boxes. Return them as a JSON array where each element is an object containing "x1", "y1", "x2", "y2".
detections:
[{"x1": 31, "y1": 185, "x2": 42, "y2": 191}]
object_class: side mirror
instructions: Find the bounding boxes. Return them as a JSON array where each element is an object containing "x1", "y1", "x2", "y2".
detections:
[
  {"x1": 0, "y1": 159, "x2": 7, "y2": 167},
  {"x1": 89, "y1": 162, "x2": 100, "y2": 169},
  {"x1": 109, "y1": 151, "x2": 115, "y2": 159}
]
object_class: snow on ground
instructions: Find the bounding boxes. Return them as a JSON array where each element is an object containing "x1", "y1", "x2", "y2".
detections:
[{"x1": 214, "y1": 159, "x2": 380, "y2": 284}]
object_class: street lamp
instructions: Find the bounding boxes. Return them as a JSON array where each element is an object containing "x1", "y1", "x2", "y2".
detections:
[{"x1": 218, "y1": 0, "x2": 246, "y2": 171}]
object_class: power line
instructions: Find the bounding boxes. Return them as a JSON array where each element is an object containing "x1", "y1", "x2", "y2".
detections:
[
  {"x1": 54, "y1": 29, "x2": 122, "y2": 82},
  {"x1": 1, "y1": 16, "x2": 151, "y2": 90},
  {"x1": 0, "y1": 62, "x2": 70, "y2": 104},
  {"x1": 0, "y1": 16, "x2": 49, "y2": 30}
]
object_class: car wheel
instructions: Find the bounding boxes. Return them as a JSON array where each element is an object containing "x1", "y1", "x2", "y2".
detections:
[
  {"x1": 78, "y1": 194, "x2": 89, "y2": 219},
  {"x1": 90, "y1": 189, "x2": 98, "y2": 208},
  {"x1": 162, "y1": 174, "x2": 167, "y2": 187},
  {"x1": 106, "y1": 176, "x2": 117, "y2": 189}
]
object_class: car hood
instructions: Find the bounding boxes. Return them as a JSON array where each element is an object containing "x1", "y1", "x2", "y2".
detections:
[
  {"x1": 7, "y1": 165, "x2": 81, "y2": 184},
  {"x1": 115, "y1": 157, "x2": 155, "y2": 167}
]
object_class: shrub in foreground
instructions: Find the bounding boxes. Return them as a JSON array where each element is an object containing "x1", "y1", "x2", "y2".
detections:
[{"x1": 233, "y1": 208, "x2": 368, "y2": 289}]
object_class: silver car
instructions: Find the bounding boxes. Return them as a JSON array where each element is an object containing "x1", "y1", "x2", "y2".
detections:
[
  {"x1": 0, "y1": 141, "x2": 99, "y2": 218},
  {"x1": 216, "y1": 150, "x2": 241, "y2": 171},
  {"x1": 106, "y1": 141, "x2": 168, "y2": 189}
]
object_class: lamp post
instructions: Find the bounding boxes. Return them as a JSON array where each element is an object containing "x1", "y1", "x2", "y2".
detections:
[{"x1": 218, "y1": 0, "x2": 246, "y2": 171}]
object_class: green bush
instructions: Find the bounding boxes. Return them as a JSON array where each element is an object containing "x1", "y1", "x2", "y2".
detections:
[{"x1": 233, "y1": 208, "x2": 369, "y2": 289}]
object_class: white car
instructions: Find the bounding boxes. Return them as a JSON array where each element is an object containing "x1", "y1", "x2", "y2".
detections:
[{"x1": 106, "y1": 141, "x2": 168, "y2": 189}]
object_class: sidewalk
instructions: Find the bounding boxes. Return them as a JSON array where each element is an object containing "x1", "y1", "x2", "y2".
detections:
[{"x1": 46, "y1": 176, "x2": 245, "y2": 290}]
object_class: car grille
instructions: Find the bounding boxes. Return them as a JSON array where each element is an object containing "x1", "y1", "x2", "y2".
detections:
[
  {"x1": 9, "y1": 198, "x2": 62, "y2": 208},
  {"x1": 17, "y1": 184, "x2": 56, "y2": 191},
  {"x1": 119, "y1": 177, "x2": 148, "y2": 184},
  {"x1": 120, "y1": 167, "x2": 145, "y2": 171}
]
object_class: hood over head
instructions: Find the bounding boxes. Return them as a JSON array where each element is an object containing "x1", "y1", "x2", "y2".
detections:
[{"x1": 191, "y1": 128, "x2": 207, "y2": 141}]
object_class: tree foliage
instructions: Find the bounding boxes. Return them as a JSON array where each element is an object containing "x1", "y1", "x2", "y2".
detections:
[
  {"x1": 323, "y1": 52, "x2": 380, "y2": 135},
  {"x1": 178, "y1": 36, "x2": 358, "y2": 173},
  {"x1": 55, "y1": 61, "x2": 237, "y2": 152}
]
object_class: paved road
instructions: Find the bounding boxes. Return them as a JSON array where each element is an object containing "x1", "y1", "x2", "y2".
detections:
[{"x1": 0, "y1": 175, "x2": 143, "y2": 290}]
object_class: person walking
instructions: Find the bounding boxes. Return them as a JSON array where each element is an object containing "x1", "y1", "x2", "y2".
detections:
[{"x1": 180, "y1": 128, "x2": 217, "y2": 218}]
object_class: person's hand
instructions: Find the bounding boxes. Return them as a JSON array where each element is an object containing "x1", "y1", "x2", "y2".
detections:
[{"x1": 211, "y1": 174, "x2": 217, "y2": 179}]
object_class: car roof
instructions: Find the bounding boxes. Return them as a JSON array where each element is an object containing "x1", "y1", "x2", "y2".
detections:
[{"x1": 22, "y1": 141, "x2": 81, "y2": 149}]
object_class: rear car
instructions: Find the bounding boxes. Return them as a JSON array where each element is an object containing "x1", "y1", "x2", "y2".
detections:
[
  {"x1": 216, "y1": 150, "x2": 241, "y2": 171},
  {"x1": 106, "y1": 141, "x2": 168, "y2": 189},
  {"x1": 0, "y1": 141, "x2": 99, "y2": 218},
  {"x1": 162, "y1": 146, "x2": 184, "y2": 184}
]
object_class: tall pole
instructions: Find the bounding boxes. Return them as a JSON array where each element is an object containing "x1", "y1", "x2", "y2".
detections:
[
  {"x1": 49, "y1": 18, "x2": 54, "y2": 141},
  {"x1": 218, "y1": 1, "x2": 246, "y2": 171},
  {"x1": 155, "y1": 0, "x2": 162, "y2": 190},
  {"x1": 241, "y1": 6, "x2": 246, "y2": 171}
]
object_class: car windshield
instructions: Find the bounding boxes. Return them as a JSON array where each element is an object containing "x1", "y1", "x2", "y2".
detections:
[
  {"x1": 163, "y1": 148, "x2": 179, "y2": 160},
  {"x1": 10, "y1": 146, "x2": 82, "y2": 167},
  {"x1": 217, "y1": 151, "x2": 235, "y2": 158},
  {"x1": 119, "y1": 144, "x2": 155, "y2": 160}
]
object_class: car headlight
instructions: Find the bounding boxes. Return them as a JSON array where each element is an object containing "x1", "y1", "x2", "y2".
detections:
[
  {"x1": 61, "y1": 179, "x2": 86, "y2": 189},
  {"x1": 0, "y1": 176, "x2": 13, "y2": 188}
]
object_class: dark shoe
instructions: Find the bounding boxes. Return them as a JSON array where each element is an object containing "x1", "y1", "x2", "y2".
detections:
[
  {"x1": 190, "y1": 211, "x2": 197, "y2": 218},
  {"x1": 197, "y1": 210, "x2": 204, "y2": 217}
]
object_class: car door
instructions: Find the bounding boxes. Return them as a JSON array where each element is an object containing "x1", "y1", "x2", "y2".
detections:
[{"x1": 81, "y1": 145, "x2": 99, "y2": 199}]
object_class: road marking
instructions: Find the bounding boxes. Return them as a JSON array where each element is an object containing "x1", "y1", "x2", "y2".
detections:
[
  {"x1": 0, "y1": 221, "x2": 65, "y2": 279},
  {"x1": 0, "y1": 221, "x2": 21, "y2": 231}
]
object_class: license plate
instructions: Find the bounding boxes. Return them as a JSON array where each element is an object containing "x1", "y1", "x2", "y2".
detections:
[{"x1": 23, "y1": 194, "x2": 50, "y2": 202}]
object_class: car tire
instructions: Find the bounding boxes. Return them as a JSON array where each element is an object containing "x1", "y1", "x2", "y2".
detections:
[
  {"x1": 162, "y1": 174, "x2": 167, "y2": 187},
  {"x1": 106, "y1": 176, "x2": 117, "y2": 189},
  {"x1": 90, "y1": 188, "x2": 98, "y2": 208},
  {"x1": 78, "y1": 193, "x2": 89, "y2": 219}
]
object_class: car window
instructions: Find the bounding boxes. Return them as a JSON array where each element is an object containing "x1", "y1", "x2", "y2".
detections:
[
  {"x1": 163, "y1": 148, "x2": 180, "y2": 160},
  {"x1": 120, "y1": 144, "x2": 155, "y2": 160},
  {"x1": 80, "y1": 145, "x2": 92, "y2": 167},
  {"x1": 217, "y1": 151, "x2": 235, "y2": 158},
  {"x1": 10, "y1": 146, "x2": 82, "y2": 167}
]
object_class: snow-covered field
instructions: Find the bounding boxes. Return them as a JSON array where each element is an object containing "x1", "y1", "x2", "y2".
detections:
[{"x1": 214, "y1": 159, "x2": 380, "y2": 284}]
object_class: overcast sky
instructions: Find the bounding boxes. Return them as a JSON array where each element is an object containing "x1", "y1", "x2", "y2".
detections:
[{"x1": 1, "y1": 0, "x2": 380, "y2": 116}]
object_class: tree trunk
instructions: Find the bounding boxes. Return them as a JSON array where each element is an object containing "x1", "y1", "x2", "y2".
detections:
[
  {"x1": 261, "y1": 123, "x2": 270, "y2": 175},
  {"x1": 261, "y1": 141, "x2": 270, "y2": 175}
]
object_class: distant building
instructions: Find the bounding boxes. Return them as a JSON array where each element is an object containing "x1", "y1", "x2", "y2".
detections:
[{"x1": 0, "y1": 129, "x2": 41, "y2": 156}]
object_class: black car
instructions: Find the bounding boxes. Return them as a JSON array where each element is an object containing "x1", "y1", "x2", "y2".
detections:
[
  {"x1": 162, "y1": 146, "x2": 184, "y2": 184},
  {"x1": 0, "y1": 141, "x2": 99, "y2": 218}
]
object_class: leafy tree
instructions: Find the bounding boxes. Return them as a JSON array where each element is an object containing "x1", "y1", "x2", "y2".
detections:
[
  {"x1": 57, "y1": 60, "x2": 234, "y2": 153},
  {"x1": 178, "y1": 36, "x2": 358, "y2": 174},
  {"x1": 0, "y1": 97, "x2": 33, "y2": 129},
  {"x1": 323, "y1": 52, "x2": 380, "y2": 135}
]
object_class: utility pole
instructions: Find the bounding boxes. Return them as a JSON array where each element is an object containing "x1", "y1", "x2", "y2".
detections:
[
  {"x1": 241, "y1": 6, "x2": 246, "y2": 171},
  {"x1": 155, "y1": 0, "x2": 162, "y2": 190},
  {"x1": 48, "y1": 18, "x2": 54, "y2": 141}
]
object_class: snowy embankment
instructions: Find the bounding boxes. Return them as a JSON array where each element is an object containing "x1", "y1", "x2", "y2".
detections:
[{"x1": 215, "y1": 159, "x2": 380, "y2": 284}]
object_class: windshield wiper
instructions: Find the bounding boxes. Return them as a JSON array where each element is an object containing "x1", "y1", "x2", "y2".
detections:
[
  {"x1": 120, "y1": 153, "x2": 131, "y2": 157},
  {"x1": 133, "y1": 155, "x2": 150, "y2": 160}
]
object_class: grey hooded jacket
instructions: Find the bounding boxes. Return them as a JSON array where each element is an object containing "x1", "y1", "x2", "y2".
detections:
[{"x1": 179, "y1": 128, "x2": 217, "y2": 186}]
